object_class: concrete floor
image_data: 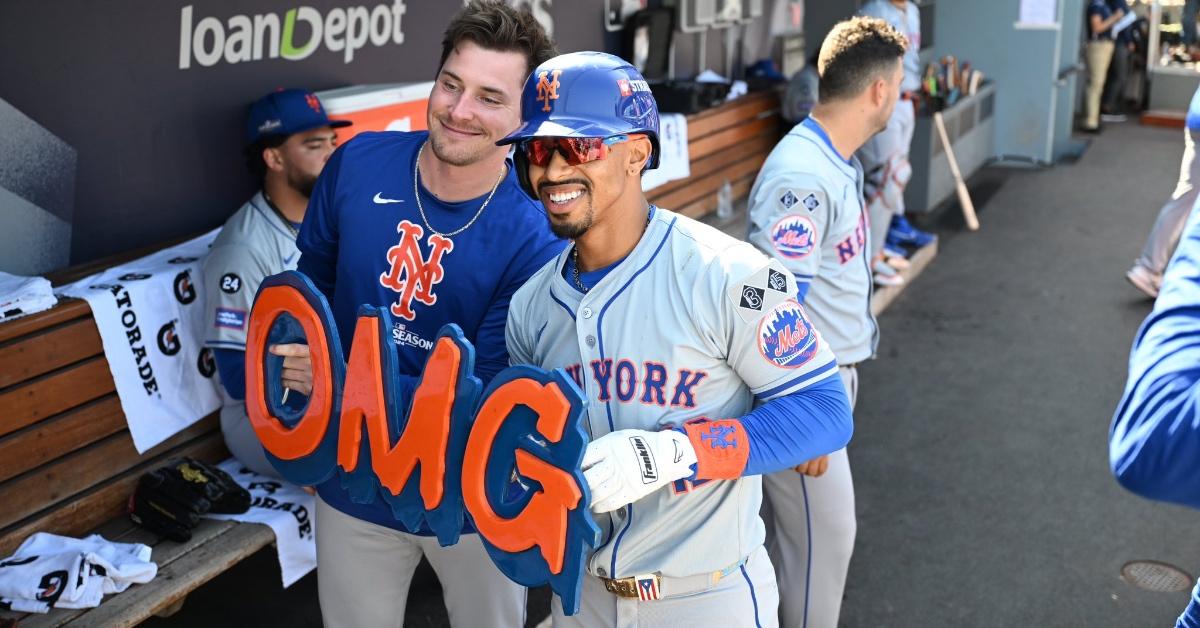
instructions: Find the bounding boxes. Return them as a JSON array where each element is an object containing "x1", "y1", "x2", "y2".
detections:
[{"x1": 151, "y1": 120, "x2": 1199, "y2": 627}]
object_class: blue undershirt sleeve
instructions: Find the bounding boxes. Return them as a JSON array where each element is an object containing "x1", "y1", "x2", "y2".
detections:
[
  {"x1": 739, "y1": 373, "x2": 853, "y2": 476},
  {"x1": 1110, "y1": 210, "x2": 1200, "y2": 510},
  {"x1": 214, "y1": 348, "x2": 246, "y2": 401}
]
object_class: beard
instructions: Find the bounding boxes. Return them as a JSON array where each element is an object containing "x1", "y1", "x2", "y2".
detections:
[
  {"x1": 428, "y1": 113, "x2": 491, "y2": 167},
  {"x1": 288, "y1": 169, "x2": 318, "y2": 199},
  {"x1": 549, "y1": 208, "x2": 594, "y2": 240}
]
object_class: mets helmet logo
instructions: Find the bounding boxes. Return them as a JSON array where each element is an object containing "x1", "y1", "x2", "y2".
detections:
[
  {"x1": 758, "y1": 300, "x2": 820, "y2": 368},
  {"x1": 536, "y1": 69, "x2": 563, "y2": 112},
  {"x1": 770, "y1": 215, "x2": 817, "y2": 260}
]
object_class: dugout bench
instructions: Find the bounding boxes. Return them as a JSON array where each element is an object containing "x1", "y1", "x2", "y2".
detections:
[
  {"x1": 0, "y1": 253, "x2": 276, "y2": 628},
  {"x1": 0, "y1": 89, "x2": 784, "y2": 627}
]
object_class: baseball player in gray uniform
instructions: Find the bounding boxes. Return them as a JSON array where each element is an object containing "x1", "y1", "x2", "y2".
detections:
[
  {"x1": 499, "y1": 52, "x2": 854, "y2": 628},
  {"x1": 857, "y1": 0, "x2": 935, "y2": 275},
  {"x1": 747, "y1": 18, "x2": 906, "y2": 628},
  {"x1": 203, "y1": 88, "x2": 348, "y2": 477}
]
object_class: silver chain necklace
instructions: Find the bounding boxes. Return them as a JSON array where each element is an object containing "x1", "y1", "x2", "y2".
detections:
[
  {"x1": 413, "y1": 142, "x2": 505, "y2": 239},
  {"x1": 571, "y1": 206, "x2": 654, "y2": 293},
  {"x1": 262, "y1": 192, "x2": 298, "y2": 239}
]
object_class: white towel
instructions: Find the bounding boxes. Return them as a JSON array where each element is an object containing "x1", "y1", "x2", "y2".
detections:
[
  {"x1": 0, "y1": 533, "x2": 157, "y2": 614},
  {"x1": 0, "y1": 271, "x2": 57, "y2": 321}
]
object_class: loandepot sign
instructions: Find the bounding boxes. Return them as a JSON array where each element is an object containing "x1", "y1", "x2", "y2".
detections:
[{"x1": 178, "y1": 2, "x2": 408, "y2": 69}]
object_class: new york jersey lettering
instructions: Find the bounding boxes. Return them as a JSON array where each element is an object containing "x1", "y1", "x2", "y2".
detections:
[{"x1": 575, "y1": 360, "x2": 706, "y2": 409}]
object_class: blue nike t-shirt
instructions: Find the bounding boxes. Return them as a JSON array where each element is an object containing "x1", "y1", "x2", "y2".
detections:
[{"x1": 296, "y1": 130, "x2": 566, "y2": 532}]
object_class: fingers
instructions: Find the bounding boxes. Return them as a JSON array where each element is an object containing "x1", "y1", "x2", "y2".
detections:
[
  {"x1": 583, "y1": 459, "x2": 619, "y2": 508},
  {"x1": 269, "y1": 343, "x2": 310, "y2": 358}
]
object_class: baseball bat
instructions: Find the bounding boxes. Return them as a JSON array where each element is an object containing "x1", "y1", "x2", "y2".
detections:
[{"x1": 933, "y1": 111, "x2": 980, "y2": 231}]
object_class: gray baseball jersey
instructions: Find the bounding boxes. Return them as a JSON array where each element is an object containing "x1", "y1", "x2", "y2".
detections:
[
  {"x1": 506, "y1": 209, "x2": 839, "y2": 580},
  {"x1": 202, "y1": 192, "x2": 300, "y2": 475},
  {"x1": 860, "y1": 0, "x2": 922, "y2": 92},
  {"x1": 747, "y1": 120, "x2": 878, "y2": 364}
]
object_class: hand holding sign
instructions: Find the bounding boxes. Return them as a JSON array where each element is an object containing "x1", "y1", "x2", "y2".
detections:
[{"x1": 244, "y1": 271, "x2": 600, "y2": 615}]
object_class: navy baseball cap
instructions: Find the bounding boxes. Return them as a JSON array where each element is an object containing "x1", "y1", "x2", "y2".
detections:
[{"x1": 245, "y1": 88, "x2": 351, "y2": 145}]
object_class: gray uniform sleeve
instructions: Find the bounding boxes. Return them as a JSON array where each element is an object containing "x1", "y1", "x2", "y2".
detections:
[
  {"x1": 505, "y1": 289, "x2": 534, "y2": 367},
  {"x1": 707, "y1": 250, "x2": 840, "y2": 401},
  {"x1": 202, "y1": 243, "x2": 272, "y2": 350},
  {"x1": 747, "y1": 172, "x2": 836, "y2": 286}
]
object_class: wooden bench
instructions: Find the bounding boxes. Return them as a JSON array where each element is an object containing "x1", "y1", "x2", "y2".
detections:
[
  {"x1": 647, "y1": 90, "x2": 784, "y2": 220},
  {"x1": 0, "y1": 259, "x2": 276, "y2": 627}
]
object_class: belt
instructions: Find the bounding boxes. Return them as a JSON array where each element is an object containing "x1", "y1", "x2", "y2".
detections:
[
  {"x1": 598, "y1": 558, "x2": 747, "y2": 601},
  {"x1": 901, "y1": 91, "x2": 918, "y2": 101}
]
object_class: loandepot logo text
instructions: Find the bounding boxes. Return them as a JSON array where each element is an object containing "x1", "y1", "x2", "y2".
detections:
[{"x1": 178, "y1": 2, "x2": 408, "y2": 69}]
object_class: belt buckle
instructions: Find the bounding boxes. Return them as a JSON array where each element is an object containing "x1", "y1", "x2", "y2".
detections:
[
  {"x1": 602, "y1": 573, "x2": 662, "y2": 600},
  {"x1": 602, "y1": 576, "x2": 639, "y2": 598}
]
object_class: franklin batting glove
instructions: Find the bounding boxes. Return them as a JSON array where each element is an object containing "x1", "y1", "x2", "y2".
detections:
[{"x1": 581, "y1": 429, "x2": 698, "y2": 513}]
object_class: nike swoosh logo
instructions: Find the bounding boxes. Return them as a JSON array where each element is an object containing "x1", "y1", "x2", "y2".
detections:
[
  {"x1": 283, "y1": 252, "x2": 298, "y2": 266},
  {"x1": 373, "y1": 192, "x2": 404, "y2": 204}
]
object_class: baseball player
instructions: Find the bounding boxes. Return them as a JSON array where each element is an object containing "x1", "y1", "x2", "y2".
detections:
[
  {"x1": 747, "y1": 17, "x2": 905, "y2": 628},
  {"x1": 498, "y1": 51, "x2": 854, "y2": 627},
  {"x1": 1126, "y1": 84, "x2": 1200, "y2": 298},
  {"x1": 267, "y1": 3, "x2": 564, "y2": 626},
  {"x1": 857, "y1": 0, "x2": 935, "y2": 285},
  {"x1": 203, "y1": 88, "x2": 349, "y2": 478},
  {"x1": 1109, "y1": 203, "x2": 1200, "y2": 627}
]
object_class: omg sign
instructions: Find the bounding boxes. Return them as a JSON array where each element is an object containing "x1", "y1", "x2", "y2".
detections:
[{"x1": 245, "y1": 272, "x2": 598, "y2": 614}]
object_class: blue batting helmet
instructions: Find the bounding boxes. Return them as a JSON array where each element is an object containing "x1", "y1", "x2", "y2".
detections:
[{"x1": 498, "y1": 51, "x2": 660, "y2": 176}]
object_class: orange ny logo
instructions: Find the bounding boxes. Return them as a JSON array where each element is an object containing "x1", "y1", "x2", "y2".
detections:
[
  {"x1": 379, "y1": 220, "x2": 454, "y2": 321},
  {"x1": 305, "y1": 93, "x2": 322, "y2": 114},
  {"x1": 536, "y1": 69, "x2": 563, "y2": 112}
]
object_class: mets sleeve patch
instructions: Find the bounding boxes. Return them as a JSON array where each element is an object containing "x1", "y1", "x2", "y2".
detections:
[
  {"x1": 769, "y1": 214, "x2": 818, "y2": 260},
  {"x1": 757, "y1": 300, "x2": 820, "y2": 369}
]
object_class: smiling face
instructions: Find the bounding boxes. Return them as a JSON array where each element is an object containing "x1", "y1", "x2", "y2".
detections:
[
  {"x1": 426, "y1": 40, "x2": 527, "y2": 167},
  {"x1": 526, "y1": 135, "x2": 652, "y2": 240}
]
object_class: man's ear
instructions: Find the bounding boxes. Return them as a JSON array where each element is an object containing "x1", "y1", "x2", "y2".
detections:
[
  {"x1": 627, "y1": 136, "x2": 653, "y2": 174},
  {"x1": 262, "y1": 146, "x2": 285, "y2": 173},
  {"x1": 872, "y1": 76, "x2": 889, "y2": 108}
]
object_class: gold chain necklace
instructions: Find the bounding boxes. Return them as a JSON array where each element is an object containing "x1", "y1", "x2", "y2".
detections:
[{"x1": 413, "y1": 142, "x2": 505, "y2": 239}]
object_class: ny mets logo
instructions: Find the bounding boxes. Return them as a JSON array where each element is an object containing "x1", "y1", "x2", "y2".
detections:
[
  {"x1": 536, "y1": 69, "x2": 563, "y2": 112},
  {"x1": 770, "y1": 215, "x2": 817, "y2": 260},
  {"x1": 758, "y1": 300, "x2": 820, "y2": 368},
  {"x1": 305, "y1": 93, "x2": 322, "y2": 114},
  {"x1": 379, "y1": 220, "x2": 454, "y2": 321}
]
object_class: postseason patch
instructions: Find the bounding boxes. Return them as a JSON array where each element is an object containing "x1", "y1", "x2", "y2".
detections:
[
  {"x1": 757, "y1": 300, "x2": 820, "y2": 369},
  {"x1": 779, "y1": 190, "x2": 799, "y2": 210},
  {"x1": 767, "y1": 268, "x2": 788, "y2": 293},
  {"x1": 739, "y1": 285, "x2": 765, "y2": 311},
  {"x1": 802, "y1": 193, "x2": 820, "y2": 211},
  {"x1": 770, "y1": 215, "x2": 817, "y2": 260},
  {"x1": 214, "y1": 307, "x2": 247, "y2": 330}
]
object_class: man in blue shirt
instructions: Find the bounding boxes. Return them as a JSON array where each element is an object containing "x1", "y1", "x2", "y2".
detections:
[
  {"x1": 1084, "y1": 0, "x2": 1126, "y2": 132},
  {"x1": 1111, "y1": 195, "x2": 1200, "y2": 626},
  {"x1": 268, "y1": 2, "x2": 564, "y2": 626}
]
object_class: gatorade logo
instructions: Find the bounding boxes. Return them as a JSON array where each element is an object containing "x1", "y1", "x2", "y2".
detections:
[{"x1": 178, "y1": 2, "x2": 409, "y2": 69}]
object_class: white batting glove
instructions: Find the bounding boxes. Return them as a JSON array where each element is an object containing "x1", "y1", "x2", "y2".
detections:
[{"x1": 581, "y1": 429, "x2": 698, "y2": 513}]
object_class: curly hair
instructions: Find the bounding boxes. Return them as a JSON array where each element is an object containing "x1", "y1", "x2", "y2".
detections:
[{"x1": 817, "y1": 16, "x2": 909, "y2": 102}]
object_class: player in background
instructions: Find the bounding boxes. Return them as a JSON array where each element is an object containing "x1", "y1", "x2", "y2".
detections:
[
  {"x1": 266, "y1": 2, "x2": 564, "y2": 625},
  {"x1": 857, "y1": 0, "x2": 934, "y2": 286},
  {"x1": 747, "y1": 17, "x2": 905, "y2": 628},
  {"x1": 500, "y1": 51, "x2": 853, "y2": 627},
  {"x1": 202, "y1": 88, "x2": 349, "y2": 478},
  {"x1": 1126, "y1": 84, "x2": 1200, "y2": 298},
  {"x1": 1110, "y1": 207, "x2": 1200, "y2": 627}
]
